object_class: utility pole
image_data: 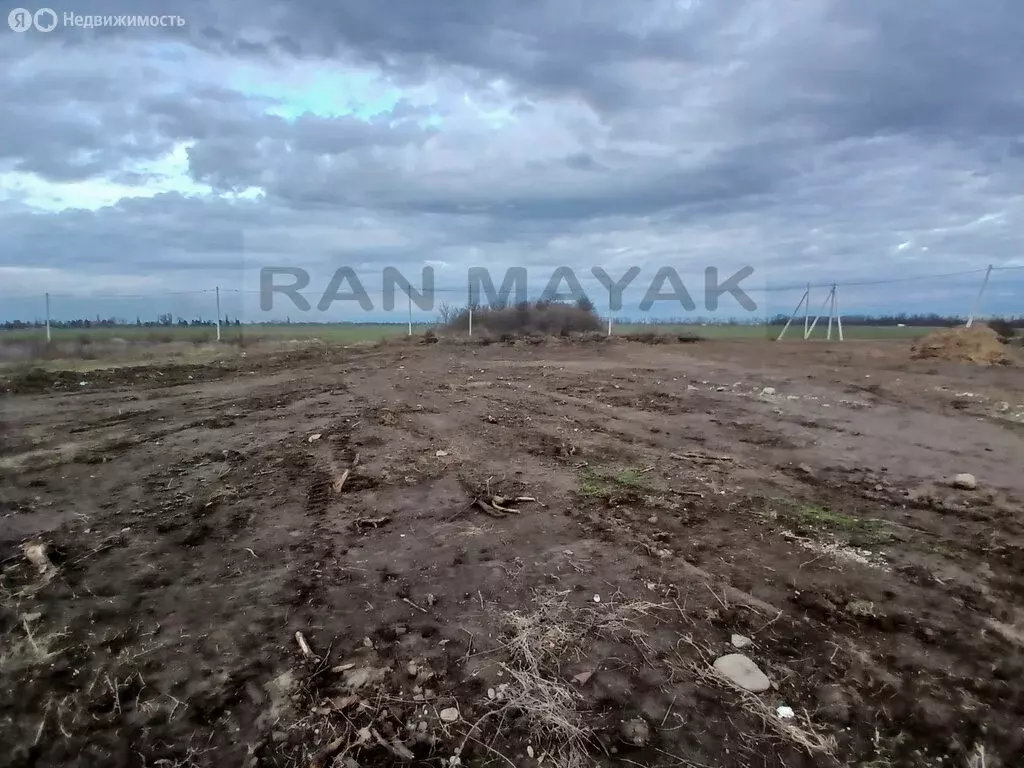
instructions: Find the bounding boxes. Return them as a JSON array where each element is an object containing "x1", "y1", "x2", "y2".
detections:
[
  {"x1": 804, "y1": 286, "x2": 834, "y2": 340},
  {"x1": 45, "y1": 292, "x2": 52, "y2": 343},
  {"x1": 966, "y1": 264, "x2": 993, "y2": 327},
  {"x1": 827, "y1": 283, "x2": 836, "y2": 341},
  {"x1": 215, "y1": 287, "x2": 222, "y2": 342},
  {"x1": 804, "y1": 282, "x2": 810, "y2": 338},
  {"x1": 835, "y1": 284, "x2": 844, "y2": 342},
  {"x1": 776, "y1": 286, "x2": 809, "y2": 341},
  {"x1": 407, "y1": 292, "x2": 412, "y2": 336}
]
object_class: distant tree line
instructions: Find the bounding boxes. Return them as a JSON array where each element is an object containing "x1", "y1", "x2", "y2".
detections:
[
  {"x1": 0, "y1": 315, "x2": 243, "y2": 330},
  {"x1": 765, "y1": 313, "x2": 1023, "y2": 328},
  {"x1": 618, "y1": 313, "x2": 1023, "y2": 328},
  {"x1": 1, "y1": 311, "x2": 1021, "y2": 332}
]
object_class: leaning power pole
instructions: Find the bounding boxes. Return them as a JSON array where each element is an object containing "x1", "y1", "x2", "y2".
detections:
[{"x1": 966, "y1": 264, "x2": 993, "y2": 328}]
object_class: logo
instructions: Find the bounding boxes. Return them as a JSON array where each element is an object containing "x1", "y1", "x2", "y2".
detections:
[
  {"x1": 7, "y1": 7, "x2": 57, "y2": 31},
  {"x1": 34, "y1": 8, "x2": 57, "y2": 31},
  {"x1": 7, "y1": 7, "x2": 32, "y2": 30}
]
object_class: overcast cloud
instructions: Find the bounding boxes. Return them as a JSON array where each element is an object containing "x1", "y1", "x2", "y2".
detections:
[{"x1": 1, "y1": 0, "x2": 1022, "y2": 320}]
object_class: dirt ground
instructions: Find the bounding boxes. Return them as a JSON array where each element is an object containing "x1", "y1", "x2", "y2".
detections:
[{"x1": 2, "y1": 336, "x2": 1023, "y2": 768}]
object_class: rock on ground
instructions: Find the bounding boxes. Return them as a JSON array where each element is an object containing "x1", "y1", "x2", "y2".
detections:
[
  {"x1": 713, "y1": 654, "x2": 771, "y2": 692},
  {"x1": 952, "y1": 473, "x2": 978, "y2": 490}
]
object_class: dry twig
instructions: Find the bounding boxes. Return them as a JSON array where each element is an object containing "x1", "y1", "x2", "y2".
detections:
[
  {"x1": 669, "y1": 451, "x2": 734, "y2": 463},
  {"x1": 402, "y1": 597, "x2": 428, "y2": 614},
  {"x1": 295, "y1": 631, "x2": 317, "y2": 660}
]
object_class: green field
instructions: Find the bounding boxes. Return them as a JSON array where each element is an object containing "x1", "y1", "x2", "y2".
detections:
[
  {"x1": 0, "y1": 323, "x2": 415, "y2": 344},
  {"x1": 0, "y1": 322, "x2": 939, "y2": 345},
  {"x1": 615, "y1": 323, "x2": 940, "y2": 340}
]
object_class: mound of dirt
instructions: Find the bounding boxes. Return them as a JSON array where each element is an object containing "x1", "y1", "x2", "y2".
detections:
[{"x1": 910, "y1": 325, "x2": 1010, "y2": 365}]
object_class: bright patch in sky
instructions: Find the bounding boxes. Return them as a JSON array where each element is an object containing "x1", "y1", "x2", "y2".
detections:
[
  {"x1": 462, "y1": 85, "x2": 517, "y2": 129},
  {"x1": 0, "y1": 144, "x2": 266, "y2": 213},
  {"x1": 229, "y1": 63, "x2": 404, "y2": 120}
]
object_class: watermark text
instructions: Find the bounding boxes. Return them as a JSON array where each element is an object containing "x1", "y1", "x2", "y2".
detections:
[
  {"x1": 259, "y1": 265, "x2": 757, "y2": 314},
  {"x1": 8, "y1": 7, "x2": 185, "y2": 32}
]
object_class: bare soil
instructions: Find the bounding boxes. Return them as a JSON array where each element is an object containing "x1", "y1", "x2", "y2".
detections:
[{"x1": 2, "y1": 337, "x2": 1024, "y2": 768}]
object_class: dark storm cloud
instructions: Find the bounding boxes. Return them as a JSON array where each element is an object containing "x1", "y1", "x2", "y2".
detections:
[
  {"x1": 725, "y1": 0, "x2": 1024, "y2": 145},
  {"x1": 72, "y1": 0, "x2": 1023, "y2": 139},
  {"x1": 0, "y1": 62, "x2": 173, "y2": 180}
]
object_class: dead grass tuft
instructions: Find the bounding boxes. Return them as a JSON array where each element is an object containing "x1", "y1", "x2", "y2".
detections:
[
  {"x1": 0, "y1": 616, "x2": 66, "y2": 674},
  {"x1": 910, "y1": 325, "x2": 1010, "y2": 366},
  {"x1": 672, "y1": 635, "x2": 838, "y2": 759},
  {"x1": 495, "y1": 590, "x2": 666, "y2": 768}
]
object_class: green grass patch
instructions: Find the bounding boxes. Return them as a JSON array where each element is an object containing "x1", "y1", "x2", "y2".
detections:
[
  {"x1": 577, "y1": 466, "x2": 653, "y2": 499},
  {"x1": 613, "y1": 323, "x2": 940, "y2": 341},
  {"x1": 0, "y1": 323, "x2": 414, "y2": 344},
  {"x1": 764, "y1": 500, "x2": 893, "y2": 546}
]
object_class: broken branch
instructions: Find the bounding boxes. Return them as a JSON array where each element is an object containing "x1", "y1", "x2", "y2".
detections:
[
  {"x1": 332, "y1": 469, "x2": 350, "y2": 493},
  {"x1": 669, "y1": 452, "x2": 733, "y2": 463},
  {"x1": 295, "y1": 631, "x2": 317, "y2": 660},
  {"x1": 402, "y1": 597, "x2": 429, "y2": 614},
  {"x1": 474, "y1": 499, "x2": 506, "y2": 518}
]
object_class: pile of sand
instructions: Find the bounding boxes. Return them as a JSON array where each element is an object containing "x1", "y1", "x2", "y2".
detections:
[{"x1": 910, "y1": 325, "x2": 1010, "y2": 365}]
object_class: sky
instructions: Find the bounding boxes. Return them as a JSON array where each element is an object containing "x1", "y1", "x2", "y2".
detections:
[{"x1": 1, "y1": 0, "x2": 1023, "y2": 323}]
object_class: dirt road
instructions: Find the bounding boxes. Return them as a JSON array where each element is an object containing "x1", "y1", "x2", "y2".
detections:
[{"x1": 2, "y1": 338, "x2": 1023, "y2": 767}]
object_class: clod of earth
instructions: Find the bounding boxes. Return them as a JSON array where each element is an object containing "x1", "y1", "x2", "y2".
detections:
[
  {"x1": 343, "y1": 665, "x2": 388, "y2": 690},
  {"x1": 22, "y1": 541, "x2": 54, "y2": 574},
  {"x1": 952, "y1": 473, "x2": 978, "y2": 490},
  {"x1": 730, "y1": 633, "x2": 753, "y2": 650},
  {"x1": 619, "y1": 718, "x2": 651, "y2": 746},
  {"x1": 354, "y1": 515, "x2": 391, "y2": 530},
  {"x1": 713, "y1": 653, "x2": 772, "y2": 692},
  {"x1": 846, "y1": 600, "x2": 877, "y2": 618}
]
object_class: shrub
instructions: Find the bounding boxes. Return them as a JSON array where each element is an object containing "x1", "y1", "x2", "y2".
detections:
[
  {"x1": 446, "y1": 300, "x2": 602, "y2": 337},
  {"x1": 987, "y1": 318, "x2": 1016, "y2": 341},
  {"x1": 623, "y1": 331, "x2": 703, "y2": 345}
]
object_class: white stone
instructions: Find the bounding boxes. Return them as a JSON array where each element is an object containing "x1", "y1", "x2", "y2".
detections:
[
  {"x1": 439, "y1": 707, "x2": 460, "y2": 723},
  {"x1": 952, "y1": 473, "x2": 977, "y2": 490},
  {"x1": 713, "y1": 654, "x2": 771, "y2": 692},
  {"x1": 730, "y1": 634, "x2": 753, "y2": 650}
]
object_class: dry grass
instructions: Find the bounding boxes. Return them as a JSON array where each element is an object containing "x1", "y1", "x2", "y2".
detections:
[
  {"x1": 494, "y1": 589, "x2": 667, "y2": 768},
  {"x1": 0, "y1": 616, "x2": 66, "y2": 674},
  {"x1": 966, "y1": 743, "x2": 988, "y2": 768},
  {"x1": 672, "y1": 635, "x2": 838, "y2": 760}
]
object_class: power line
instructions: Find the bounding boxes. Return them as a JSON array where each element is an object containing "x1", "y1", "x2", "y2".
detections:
[{"x1": 0, "y1": 264, "x2": 1021, "y2": 301}]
